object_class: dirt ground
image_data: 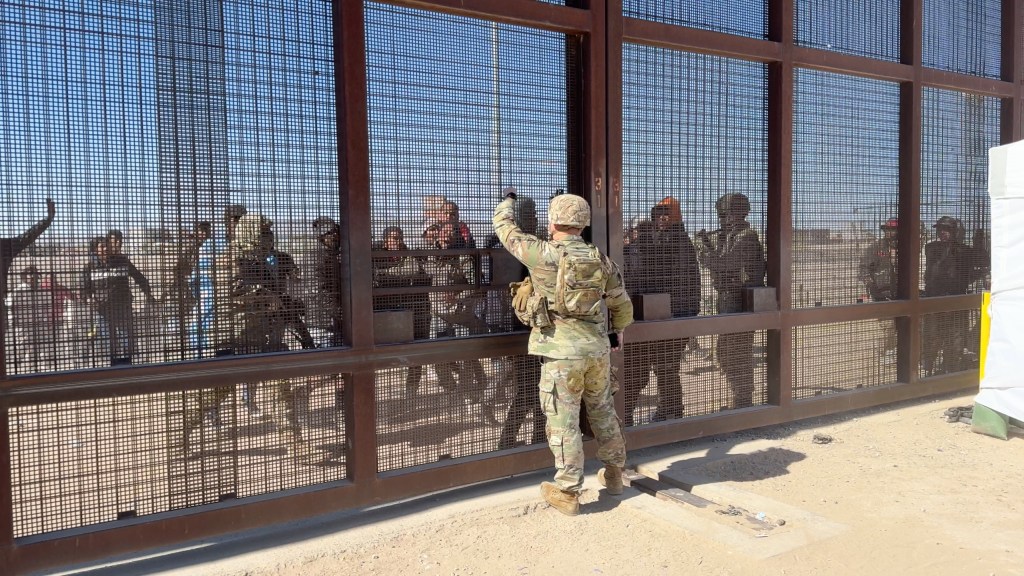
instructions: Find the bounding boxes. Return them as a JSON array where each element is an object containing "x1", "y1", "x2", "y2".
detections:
[{"x1": 66, "y1": 390, "x2": 1024, "y2": 576}]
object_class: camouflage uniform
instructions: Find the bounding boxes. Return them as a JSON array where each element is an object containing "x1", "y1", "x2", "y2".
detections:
[
  {"x1": 921, "y1": 216, "x2": 987, "y2": 375},
  {"x1": 183, "y1": 214, "x2": 310, "y2": 460},
  {"x1": 493, "y1": 194, "x2": 633, "y2": 494},
  {"x1": 859, "y1": 220, "x2": 899, "y2": 360},
  {"x1": 695, "y1": 193, "x2": 765, "y2": 409}
]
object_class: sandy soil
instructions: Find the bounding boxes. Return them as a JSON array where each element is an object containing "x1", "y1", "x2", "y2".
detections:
[{"x1": 78, "y1": 391, "x2": 1024, "y2": 576}]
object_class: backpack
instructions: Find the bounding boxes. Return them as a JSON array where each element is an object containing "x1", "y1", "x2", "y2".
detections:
[{"x1": 550, "y1": 242, "x2": 607, "y2": 319}]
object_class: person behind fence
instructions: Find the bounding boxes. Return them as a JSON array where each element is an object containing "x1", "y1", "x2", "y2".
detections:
[
  {"x1": 921, "y1": 216, "x2": 988, "y2": 376},
  {"x1": 311, "y1": 217, "x2": 343, "y2": 347},
  {"x1": 623, "y1": 197, "x2": 701, "y2": 426},
  {"x1": 425, "y1": 221, "x2": 488, "y2": 402},
  {"x1": 482, "y1": 197, "x2": 545, "y2": 446},
  {"x1": 167, "y1": 222, "x2": 208, "y2": 334},
  {"x1": 6, "y1": 265, "x2": 72, "y2": 371},
  {"x1": 695, "y1": 193, "x2": 765, "y2": 409},
  {"x1": 182, "y1": 213, "x2": 313, "y2": 461},
  {"x1": 1, "y1": 198, "x2": 55, "y2": 339},
  {"x1": 264, "y1": 228, "x2": 316, "y2": 351},
  {"x1": 372, "y1": 225, "x2": 431, "y2": 398},
  {"x1": 858, "y1": 217, "x2": 899, "y2": 363},
  {"x1": 494, "y1": 187, "x2": 633, "y2": 516},
  {"x1": 81, "y1": 229, "x2": 157, "y2": 366}
]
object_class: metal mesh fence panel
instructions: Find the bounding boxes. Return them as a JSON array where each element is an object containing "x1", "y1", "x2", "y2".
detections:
[
  {"x1": 920, "y1": 310, "x2": 982, "y2": 378},
  {"x1": 0, "y1": 0, "x2": 340, "y2": 376},
  {"x1": 622, "y1": 0, "x2": 767, "y2": 39},
  {"x1": 923, "y1": 0, "x2": 1002, "y2": 79},
  {"x1": 376, "y1": 354, "x2": 543, "y2": 471},
  {"x1": 623, "y1": 332, "x2": 768, "y2": 427},
  {"x1": 364, "y1": 3, "x2": 575, "y2": 342},
  {"x1": 9, "y1": 373, "x2": 346, "y2": 538},
  {"x1": 623, "y1": 45, "x2": 767, "y2": 319},
  {"x1": 920, "y1": 88, "x2": 996, "y2": 298},
  {"x1": 793, "y1": 320, "x2": 898, "y2": 399},
  {"x1": 792, "y1": 69, "x2": 900, "y2": 308},
  {"x1": 795, "y1": 0, "x2": 900, "y2": 61}
]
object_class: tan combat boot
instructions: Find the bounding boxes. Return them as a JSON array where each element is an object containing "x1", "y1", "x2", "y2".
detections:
[
  {"x1": 598, "y1": 466, "x2": 623, "y2": 495},
  {"x1": 540, "y1": 482, "x2": 580, "y2": 516}
]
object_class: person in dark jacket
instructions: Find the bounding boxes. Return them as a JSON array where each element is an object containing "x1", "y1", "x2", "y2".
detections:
[
  {"x1": 1, "y1": 198, "x2": 55, "y2": 338},
  {"x1": 82, "y1": 229, "x2": 156, "y2": 366},
  {"x1": 311, "y1": 216, "x2": 343, "y2": 347},
  {"x1": 623, "y1": 197, "x2": 701, "y2": 425},
  {"x1": 921, "y1": 216, "x2": 988, "y2": 375}
]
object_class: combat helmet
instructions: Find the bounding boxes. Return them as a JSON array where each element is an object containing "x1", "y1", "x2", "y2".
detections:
[
  {"x1": 715, "y1": 193, "x2": 751, "y2": 217},
  {"x1": 933, "y1": 215, "x2": 959, "y2": 230},
  {"x1": 549, "y1": 194, "x2": 591, "y2": 228}
]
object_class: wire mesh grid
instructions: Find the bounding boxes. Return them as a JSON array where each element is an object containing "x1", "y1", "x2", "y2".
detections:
[
  {"x1": 923, "y1": 0, "x2": 1002, "y2": 79},
  {"x1": 376, "y1": 354, "x2": 544, "y2": 471},
  {"x1": 920, "y1": 88, "x2": 996, "y2": 298},
  {"x1": 622, "y1": 0, "x2": 767, "y2": 40},
  {"x1": 795, "y1": 0, "x2": 900, "y2": 61},
  {"x1": 920, "y1": 309, "x2": 981, "y2": 378},
  {"x1": 793, "y1": 319, "x2": 898, "y2": 399},
  {"x1": 792, "y1": 69, "x2": 900, "y2": 308},
  {"x1": 364, "y1": 3, "x2": 575, "y2": 341},
  {"x1": 623, "y1": 332, "x2": 768, "y2": 427},
  {"x1": 623, "y1": 45, "x2": 767, "y2": 318},
  {"x1": 9, "y1": 373, "x2": 346, "y2": 538},
  {"x1": 1, "y1": 0, "x2": 340, "y2": 376}
]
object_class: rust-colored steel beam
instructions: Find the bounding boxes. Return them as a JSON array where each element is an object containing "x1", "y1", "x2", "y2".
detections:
[
  {"x1": 335, "y1": 0, "x2": 374, "y2": 350},
  {"x1": 920, "y1": 68, "x2": 1017, "y2": 98},
  {"x1": 897, "y1": 0, "x2": 923, "y2": 385},
  {"x1": 1, "y1": 401, "x2": 13, "y2": 562},
  {"x1": 624, "y1": 312, "x2": 780, "y2": 344},
  {"x1": 622, "y1": 18, "x2": 781, "y2": 62},
  {"x1": 1003, "y1": 0, "x2": 1024, "y2": 142},
  {"x1": 793, "y1": 47, "x2": 913, "y2": 82},
  {"x1": 768, "y1": 0, "x2": 794, "y2": 406},
  {"x1": 605, "y1": 0, "x2": 626, "y2": 417},
  {"x1": 379, "y1": 0, "x2": 592, "y2": 33},
  {"x1": 0, "y1": 333, "x2": 529, "y2": 406}
]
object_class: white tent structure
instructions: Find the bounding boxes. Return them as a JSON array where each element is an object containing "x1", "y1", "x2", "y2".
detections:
[{"x1": 974, "y1": 140, "x2": 1024, "y2": 438}]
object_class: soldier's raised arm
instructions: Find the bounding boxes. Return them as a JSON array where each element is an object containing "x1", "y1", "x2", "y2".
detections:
[{"x1": 492, "y1": 188, "x2": 546, "y2": 269}]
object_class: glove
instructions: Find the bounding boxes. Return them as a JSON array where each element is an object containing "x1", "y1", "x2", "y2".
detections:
[
  {"x1": 511, "y1": 277, "x2": 533, "y2": 311},
  {"x1": 502, "y1": 186, "x2": 517, "y2": 200},
  {"x1": 608, "y1": 332, "x2": 620, "y2": 349}
]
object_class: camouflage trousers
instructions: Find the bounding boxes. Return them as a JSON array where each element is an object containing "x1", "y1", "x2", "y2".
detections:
[{"x1": 539, "y1": 355, "x2": 626, "y2": 493}]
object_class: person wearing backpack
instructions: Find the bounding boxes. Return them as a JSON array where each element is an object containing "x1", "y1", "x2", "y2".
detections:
[{"x1": 493, "y1": 188, "x2": 634, "y2": 516}]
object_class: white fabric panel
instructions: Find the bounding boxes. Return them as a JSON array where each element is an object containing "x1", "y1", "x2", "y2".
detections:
[{"x1": 976, "y1": 141, "x2": 1024, "y2": 422}]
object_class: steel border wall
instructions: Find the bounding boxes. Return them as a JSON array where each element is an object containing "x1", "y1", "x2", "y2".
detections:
[{"x1": 1, "y1": 0, "x2": 1021, "y2": 573}]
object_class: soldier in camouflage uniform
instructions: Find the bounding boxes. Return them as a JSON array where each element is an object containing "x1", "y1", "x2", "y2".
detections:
[
  {"x1": 493, "y1": 188, "x2": 633, "y2": 516},
  {"x1": 695, "y1": 193, "x2": 765, "y2": 409},
  {"x1": 182, "y1": 213, "x2": 312, "y2": 461},
  {"x1": 921, "y1": 216, "x2": 988, "y2": 375},
  {"x1": 859, "y1": 218, "x2": 899, "y2": 363}
]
